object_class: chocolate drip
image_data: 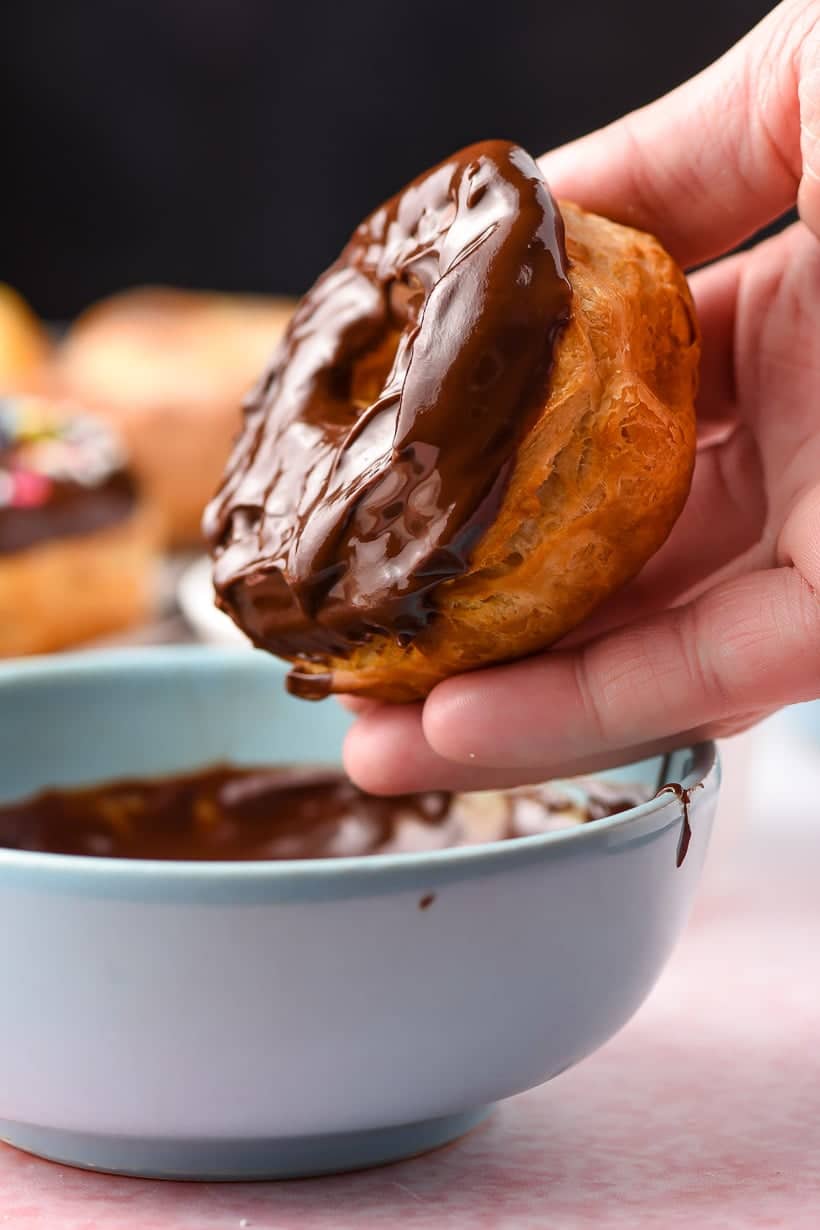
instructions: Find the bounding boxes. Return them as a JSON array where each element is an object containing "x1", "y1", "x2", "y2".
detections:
[
  {"x1": 205, "y1": 141, "x2": 571, "y2": 696},
  {"x1": 655, "y1": 782, "x2": 703, "y2": 867},
  {"x1": 0, "y1": 765, "x2": 647, "y2": 862}
]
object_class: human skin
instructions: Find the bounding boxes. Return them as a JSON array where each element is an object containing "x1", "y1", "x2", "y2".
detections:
[{"x1": 343, "y1": 0, "x2": 820, "y2": 794}]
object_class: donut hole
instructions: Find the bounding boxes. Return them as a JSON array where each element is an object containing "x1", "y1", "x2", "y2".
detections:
[
  {"x1": 348, "y1": 332, "x2": 399, "y2": 408},
  {"x1": 323, "y1": 331, "x2": 402, "y2": 414},
  {"x1": 388, "y1": 274, "x2": 423, "y2": 325},
  {"x1": 350, "y1": 327, "x2": 404, "y2": 408},
  {"x1": 348, "y1": 274, "x2": 423, "y2": 409}
]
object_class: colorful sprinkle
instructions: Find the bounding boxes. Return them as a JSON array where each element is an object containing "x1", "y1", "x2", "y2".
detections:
[
  {"x1": 9, "y1": 469, "x2": 53, "y2": 509},
  {"x1": 0, "y1": 395, "x2": 127, "y2": 511}
]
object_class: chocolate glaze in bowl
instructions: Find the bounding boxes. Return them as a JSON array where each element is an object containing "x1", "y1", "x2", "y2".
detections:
[
  {"x1": 0, "y1": 763, "x2": 648, "y2": 861},
  {"x1": 0, "y1": 648, "x2": 719, "y2": 1180}
]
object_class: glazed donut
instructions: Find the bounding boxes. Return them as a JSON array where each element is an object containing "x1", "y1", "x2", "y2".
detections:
[
  {"x1": 0, "y1": 395, "x2": 159, "y2": 656},
  {"x1": 56, "y1": 288, "x2": 295, "y2": 546},
  {"x1": 0, "y1": 285, "x2": 52, "y2": 395},
  {"x1": 206, "y1": 141, "x2": 699, "y2": 701}
]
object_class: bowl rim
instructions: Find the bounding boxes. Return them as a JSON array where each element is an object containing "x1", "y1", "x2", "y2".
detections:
[{"x1": 0, "y1": 646, "x2": 719, "y2": 896}]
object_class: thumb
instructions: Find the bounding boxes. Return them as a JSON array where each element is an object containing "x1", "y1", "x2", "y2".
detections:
[{"x1": 539, "y1": 0, "x2": 820, "y2": 266}]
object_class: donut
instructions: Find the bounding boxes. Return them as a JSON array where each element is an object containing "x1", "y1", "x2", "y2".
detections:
[
  {"x1": 0, "y1": 395, "x2": 159, "y2": 656},
  {"x1": 0, "y1": 284, "x2": 53, "y2": 395},
  {"x1": 206, "y1": 141, "x2": 699, "y2": 701},
  {"x1": 56, "y1": 288, "x2": 295, "y2": 547}
]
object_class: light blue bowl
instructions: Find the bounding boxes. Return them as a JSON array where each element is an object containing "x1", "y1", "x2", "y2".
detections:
[
  {"x1": 786, "y1": 699, "x2": 820, "y2": 744},
  {"x1": 0, "y1": 647, "x2": 719, "y2": 1180}
]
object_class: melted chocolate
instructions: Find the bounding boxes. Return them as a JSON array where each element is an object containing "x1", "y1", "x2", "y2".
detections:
[
  {"x1": 0, "y1": 765, "x2": 647, "y2": 862},
  {"x1": 655, "y1": 782, "x2": 703, "y2": 867},
  {"x1": 205, "y1": 141, "x2": 571, "y2": 697},
  {"x1": 0, "y1": 397, "x2": 136, "y2": 554}
]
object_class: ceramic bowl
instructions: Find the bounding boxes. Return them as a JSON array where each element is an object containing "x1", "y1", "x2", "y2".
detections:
[
  {"x1": 0, "y1": 647, "x2": 719, "y2": 1180},
  {"x1": 786, "y1": 699, "x2": 820, "y2": 744}
]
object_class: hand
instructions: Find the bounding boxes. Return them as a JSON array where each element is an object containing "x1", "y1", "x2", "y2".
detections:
[{"x1": 343, "y1": 0, "x2": 820, "y2": 795}]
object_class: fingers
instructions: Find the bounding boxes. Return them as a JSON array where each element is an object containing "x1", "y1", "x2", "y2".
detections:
[
  {"x1": 539, "y1": 0, "x2": 820, "y2": 265},
  {"x1": 798, "y1": 62, "x2": 820, "y2": 235},
  {"x1": 688, "y1": 250, "x2": 746, "y2": 421},
  {"x1": 341, "y1": 698, "x2": 641, "y2": 794},
  {"x1": 343, "y1": 700, "x2": 772, "y2": 794},
  {"x1": 344, "y1": 565, "x2": 818, "y2": 795},
  {"x1": 779, "y1": 481, "x2": 820, "y2": 584},
  {"x1": 420, "y1": 567, "x2": 820, "y2": 773},
  {"x1": 344, "y1": 424, "x2": 770, "y2": 790},
  {"x1": 341, "y1": 703, "x2": 513, "y2": 794},
  {"x1": 336, "y1": 695, "x2": 381, "y2": 715}
]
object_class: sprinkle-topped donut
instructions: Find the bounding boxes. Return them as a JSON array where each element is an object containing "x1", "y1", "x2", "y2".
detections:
[
  {"x1": 0, "y1": 395, "x2": 136, "y2": 553},
  {"x1": 206, "y1": 141, "x2": 571, "y2": 695}
]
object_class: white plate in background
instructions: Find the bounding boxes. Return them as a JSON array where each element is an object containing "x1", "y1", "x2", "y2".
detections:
[{"x1": 176, "y1": 555, "x2": 250, "y2": 647}]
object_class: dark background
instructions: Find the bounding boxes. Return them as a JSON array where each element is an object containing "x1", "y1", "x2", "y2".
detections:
[{"x1": 0, "y1": 1, "x2": 775, "y2": 319}]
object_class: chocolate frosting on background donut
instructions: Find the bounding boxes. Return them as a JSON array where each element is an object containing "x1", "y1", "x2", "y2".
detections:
[
  {"x1": 205, "y1": 141, "x2": 571, "y2": 697},
  {"x1": 0, "y1": 396, "x2": 136, "y2": 555}
]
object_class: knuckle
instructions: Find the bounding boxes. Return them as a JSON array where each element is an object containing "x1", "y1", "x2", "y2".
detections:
[{"x1": 585, "y1": 622, "x2": 692, "y2": 736}]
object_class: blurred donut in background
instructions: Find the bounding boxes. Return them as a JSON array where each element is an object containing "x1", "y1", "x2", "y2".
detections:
[
  {"x1": 56, "y1": 287, "x2": 295, "y2": 546},
  {"x1": 0, "y1": 284, "x2": 53, "y2": 395},
  {"x1": 0, "y1": 393, "x2": 160, "y2": 655}
]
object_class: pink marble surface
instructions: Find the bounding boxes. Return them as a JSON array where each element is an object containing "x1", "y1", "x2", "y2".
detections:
[{"x1": 3, "y1": 714, "x2": 819, "y2": 1229}]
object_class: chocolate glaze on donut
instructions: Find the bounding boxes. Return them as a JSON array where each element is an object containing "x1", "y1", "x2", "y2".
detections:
[{"x1": 205, "y1": 141, "x2": 571, "y2": 697}]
